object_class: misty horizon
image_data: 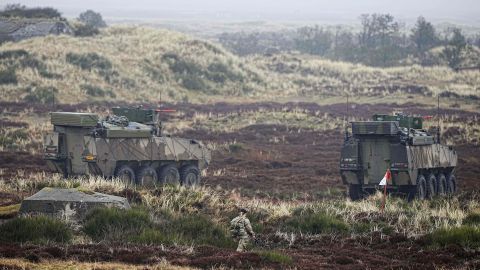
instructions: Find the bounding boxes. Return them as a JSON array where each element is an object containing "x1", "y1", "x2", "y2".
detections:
[{"x1": 4, "y1": 0, "x2": 480, "y2": 25}]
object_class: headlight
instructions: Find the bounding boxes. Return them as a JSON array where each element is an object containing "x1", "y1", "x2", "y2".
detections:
[{"x1": 84, "y1": 154, "x2": 96, "y2": 161}]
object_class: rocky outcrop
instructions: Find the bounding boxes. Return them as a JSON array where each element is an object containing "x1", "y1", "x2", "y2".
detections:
[
  {"x1": 0, "y1": 18, "x2": 72, "y2": 43},
  {"x1": 19, "y1": 187, "x2": 130, "y2": 221}
]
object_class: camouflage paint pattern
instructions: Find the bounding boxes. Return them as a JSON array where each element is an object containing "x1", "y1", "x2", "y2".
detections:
[
  {"x1": 44, "y1": 110, "x2": 211, "y2": 181},
  {"x1": 340, "y1": 117, "x2": 457, "y2": 189},
  {"x1": 83, "y1": 135, "x2": 211, "y2": 177}
]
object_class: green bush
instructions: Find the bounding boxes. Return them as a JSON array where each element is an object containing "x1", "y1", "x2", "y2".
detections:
[
  {"x1": 130, "y1": 212, "x2": 235, "y2": 248},
  {"x1": 284, "y1": 209, "x2": 349, "y2": 234},
  {"x1": 207, "y1": 62, "x2": 243, "y2": 83},
  {"x1": 132, "y1": 228, "x2": 174, "y2": 245},
  {"x1": 0, "y1": 216, "x2": 72, "y2": 243},
  {"x1": 0, "y1": 4, "x2": 62, "y2": 19},
  {"x1": 228, "y1": 143, "x2": 244, "y2": 153},
  {"x1": 179, "y1": 74, "x2": 207, "y2": 90},
  {"x1": 257, "y1": 250, "x2": 293, "y2": 265},
  {"x1": 169, "y1": 214, "x2": 234, "y2": 247},
  {"x1": 84, "y1": 207, "x2": 234, "y2": 247},
  {"x1": 81, "y1": 84, "x2": 115, "y2": 98},
  {"x1": 66, "y1": 52, "x2": 113, "y2": 78},
  {"x1": 0, "y1": 69, "x2": 18, "y2": 84},
  {"x1": 73, "y1": 23, "x2": 100, "y2": 37},
  {"x1": 84, "y1": 207, "x2": 152, "y2": 241},
  {"x1": 464, "y1": 212, "x2": 480, "y2": 226},
  {"x1": 23, "y1": 86, "x2": 58, "y2": 104},
  {"x1": 0, "y1": 50, "x2": 60, "y2": 79},
  {"x1": 0, "y1": 50, "x2": 29, "y2": 59},
  {"x1": 427, "y1": 226, "x2": 480, "y2": 249}
]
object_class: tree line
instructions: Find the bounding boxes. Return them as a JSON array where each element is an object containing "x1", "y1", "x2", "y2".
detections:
[{"x1": 219, "y1": 14, "x2": 480, "y2": 69}]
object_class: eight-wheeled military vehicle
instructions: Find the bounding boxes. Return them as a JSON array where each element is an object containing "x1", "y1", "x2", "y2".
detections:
[
  {"x1": 44, "y1": 107, "x2": 211, "y2": 186},
  {"x1": 340, "y1": 113, "x2": 457, "y2": 200}
]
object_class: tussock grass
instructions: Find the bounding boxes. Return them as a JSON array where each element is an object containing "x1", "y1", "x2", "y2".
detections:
[
  {"x1": 84, "y1": 207, "x2": 234, "y2": 247},
  {"x1": 0, "y1": 203, "x2": 20, "y2": 219},
  {"x1": 256, "y1": 250, "x2": 293, "y2": 265},
  {"x1": 0, "y1": 216, "x2": 72, "y2": 244},
  {"x1": 463, "y1": 210, "x2": 480, "y2": 225},
  {"x1": 283, "y1": 209, "x2": 349, "y2": 235},
  {"x1": 1, "y1": 175, "x2": 479, "y2": 248},
  {"x1": 427, "y1": 226, "x2": 480, "y2": 249},
  {"x1": 84, "y1": 207, "x2": 152, "y2": 241},
  {"x1": 0, "y1": 258, "x2": 195, "y2": 270}
]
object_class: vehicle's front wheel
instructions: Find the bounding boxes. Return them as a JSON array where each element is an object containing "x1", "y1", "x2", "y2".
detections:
[
  {"x1": 348, "y1": 184, "x2": 362, "y2": 201},
  {"x1": 447, "y1": 173, "x2": 457, "y2": 194}
]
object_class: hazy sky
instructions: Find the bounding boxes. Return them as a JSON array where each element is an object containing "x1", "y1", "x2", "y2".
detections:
[{"x1": 6, "y1": 0, "x2": 480, "y2": 24}]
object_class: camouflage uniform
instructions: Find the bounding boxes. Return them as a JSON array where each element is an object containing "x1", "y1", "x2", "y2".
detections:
[{"x1": 230, "y1": 215, "x2": 255, "y2": 252}]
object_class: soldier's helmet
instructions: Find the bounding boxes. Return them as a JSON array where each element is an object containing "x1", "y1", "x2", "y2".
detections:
[{"x1": 240, "y1": 208, "x2": 248, "y2": 214}]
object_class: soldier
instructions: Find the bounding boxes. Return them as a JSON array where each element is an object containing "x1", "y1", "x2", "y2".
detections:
[{"x1": 230, "y1": 208, "x2": 255, "y2": 252}]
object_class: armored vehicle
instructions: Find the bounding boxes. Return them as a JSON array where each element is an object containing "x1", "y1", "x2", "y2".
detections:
[
  {"x1": 44, "y1": 107, "x2": 211, "y2": 186},
  {"x1": 340, "y1": 113, "x2": 457, "y2": 200}
]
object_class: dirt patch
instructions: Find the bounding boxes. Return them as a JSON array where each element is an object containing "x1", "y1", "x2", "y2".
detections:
[
  {"x1": 0, "y1": 243, "x2": 273, "y2": 269},
  {"x1": 0, "y1": 236, "x2": 477, "y2": 270},
  {"x1": 0, "y1": 152, "x2": 47, "y2": 180}
]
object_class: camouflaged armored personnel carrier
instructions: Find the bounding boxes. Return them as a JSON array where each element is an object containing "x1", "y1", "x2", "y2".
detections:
[
  {"x1": 340, "y1": 113, "x2": 457, "y2": 200},
  {"x1": 44, "y1": 107, "x2": 211, "y2": 186}
]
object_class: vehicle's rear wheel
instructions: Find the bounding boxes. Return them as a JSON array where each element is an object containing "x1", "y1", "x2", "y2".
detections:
[
  {"x1": 115, "y1": 165, "x2": 136, "y2": 186},
  {"x1": 426, "y1": 173, "x2": 436, "y2": 199},
  {"x1": 159, "y1": 164, "x2": 180, "y2": 185},
  {"x1": 348, "y1": 184, "x2": 362, "y2": 201},
  {"x1": 447, "y1": 173, "x2": 457, "y2": 194},
  {"x1": 137, "y1": 166, "x2": 158, "y2": 187},
  {"x1": 416, "y1": 174, "x2": 427, "y2": 200},
  {"x1": 437, "y1": 173, "x2": 447, "y2": 196},
  {"x1": 180, "y1": 165, "x2": 200, "y2": 186}
]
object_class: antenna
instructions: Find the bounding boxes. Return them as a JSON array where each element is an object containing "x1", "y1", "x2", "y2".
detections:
[
  {"x1": 52, "y1": 89, "x2": 56, "y2": 111},
  {"x1": 437, "y1": 95, "x2": 441, "y2": 143},
  {"x1": 345, "y1": 94, "x2": 349, "y2": 140},
  {"x1": 159, "y1": 88, "x2": 163, "y2": 107}
]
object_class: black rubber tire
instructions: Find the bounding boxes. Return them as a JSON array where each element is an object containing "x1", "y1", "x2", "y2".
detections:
[
  {"x1": 437, "y1": 173, "x2": 447, "y2": 196},
  {"x1": 137, "y1": 166, "x2": 158, "y2": 187},
  {"x1": 348, "y1": 184, "x2": 362, "y2": 201},
  {"x1": 426, "y1": 173, "x2": 436, "y2": 199},
  {"x1": 416, "y1": 174, "x2": 427, "y2": 200},
  {"x1": 180, "y1": 165, "x2": 200, "y2": 186},
  {"x1": 115, "y1": 165, "x2": 136, "y2": 186},
  {"x1": 158, "y1": 164, "x2": 180, "y2": 185},
  {"x1": 447, "y1": 173, "x2": 457, "y2": 194}
]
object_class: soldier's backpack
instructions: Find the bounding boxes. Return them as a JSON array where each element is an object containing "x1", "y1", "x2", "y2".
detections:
[{"x1": 230, "y1": 216, "x2": 243, "y2": 237}]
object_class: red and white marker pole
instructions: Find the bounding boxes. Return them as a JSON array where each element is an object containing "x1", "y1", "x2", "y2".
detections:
[{"x1": 379, "y1": 169, "x2": 391, "y2": 213}]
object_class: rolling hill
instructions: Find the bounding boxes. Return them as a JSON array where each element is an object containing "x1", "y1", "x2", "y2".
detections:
[{"x1": 0, "y1": 26, "x2": 479, "y2": 107}]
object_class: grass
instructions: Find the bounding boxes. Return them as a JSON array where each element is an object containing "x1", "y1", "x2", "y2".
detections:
[
  {"x1": 83, "y1": 207, "x2": 152, "y2": 241},
  {"x1": 256, "y1": 250, "x2": 293, "y2": 265},
  {"x1": 463, "y1": 210, "x2": 480, "y2": 225},
  {"x1": 1, "y1": 169, "x2": 479, "y2": 249},
  {"x1": 283, "y1": 208, "x2": 349, "y2": 235},
  {"x1": 0, "y1": 258, "x2": 195, "y2": 270},
  {"x1": 427, "y1": 225, "x2": 480, "y2": 249},
  {"x1": 0, "y1": 68, "x2": 17, "y2": 84},
  {"x1": 0, "y1": 216, "x2": 72, "y2": 244},
  {"x1": 83, "y1": 206, "x2": 235, "y2": 248},
  {"x1": 0, "y1": 203, "x2": 20, "y2": 219}
]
